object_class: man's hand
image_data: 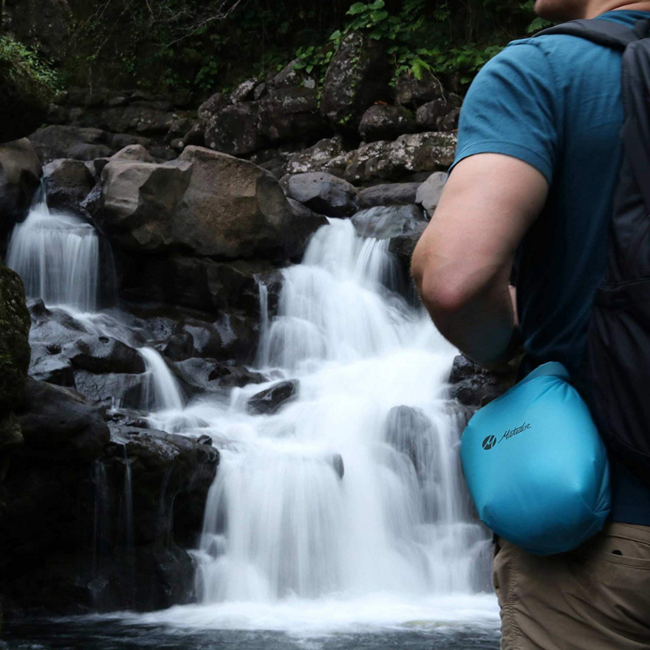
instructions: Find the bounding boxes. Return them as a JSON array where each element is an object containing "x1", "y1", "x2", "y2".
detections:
[{"x1": 411, "y1": 153, "x2": 548, "y2": 367}]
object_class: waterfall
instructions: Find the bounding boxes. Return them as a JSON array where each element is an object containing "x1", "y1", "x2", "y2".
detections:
[
  {"x1": 6, "y1": 191, "x2": 100, "y2": 312},
  {"x1": 7, "y1": 184, "x2": 496, "y2": 632},
  {"x1": 139, "y1": 347, "x2": 185, "y2": 412},
  {"x1": 173, "y1": 217, "x2": 492, "y2": 627}
]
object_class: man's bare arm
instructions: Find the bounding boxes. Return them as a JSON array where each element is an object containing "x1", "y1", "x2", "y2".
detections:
[{"x1": 411, "y1": 153, "x2": 548, "y2": 366}]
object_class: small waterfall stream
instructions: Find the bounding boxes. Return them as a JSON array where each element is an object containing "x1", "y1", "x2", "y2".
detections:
[{"x1": 5, "y1": 192, "x2": 497, "y2": 637}]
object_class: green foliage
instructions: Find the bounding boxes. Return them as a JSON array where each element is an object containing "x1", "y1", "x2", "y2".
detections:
[
  {"x1": 0, "y1": 35, "x2": 60, "y2": 96},
  {"x1": 64, "y1": 0, "x2": 543, "y2": 96}
]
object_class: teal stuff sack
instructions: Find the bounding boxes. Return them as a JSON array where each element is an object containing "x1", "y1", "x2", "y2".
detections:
[{"x1": 460, "y1": 362, "x2": 611, "y2": 556}]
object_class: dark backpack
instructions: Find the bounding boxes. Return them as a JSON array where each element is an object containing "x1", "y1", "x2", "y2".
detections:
[{"x1": 535, "y1": 18, "x2": 650, "y2": 484}]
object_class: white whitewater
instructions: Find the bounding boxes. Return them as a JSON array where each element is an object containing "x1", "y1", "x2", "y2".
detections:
[
  {"x1": 139, "y1": 346, "x2": 185, "y2": 412},
  {"x1": 6, "y1": 191, "x2": 100, "y2": 312},
  {"x1": 7, "y1": 193, "x2": 497, "y2": 634},
  {"x1": 5, "y1": 193, "x2": 185, "y2": 415},
  {"x1": 146, "y1": 219, "x2": 495, "y2": 633}
]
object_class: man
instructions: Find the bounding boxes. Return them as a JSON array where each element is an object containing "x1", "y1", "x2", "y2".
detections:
[{"x1": 411, "y1": 1, "x2": 650, "y2": 648}]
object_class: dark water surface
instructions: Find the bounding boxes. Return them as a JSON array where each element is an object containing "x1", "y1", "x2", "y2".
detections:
[{"x1": 1, "y1": 618, "x2": 500, "y2": 650}]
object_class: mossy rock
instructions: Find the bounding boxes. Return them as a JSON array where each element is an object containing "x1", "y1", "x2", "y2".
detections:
[
  {"x1": 0, "y1": 263, "x2": 31, "y2": 413},
  {"x1": 0, "y1": 36, "x2": 58, "y2": 143}
]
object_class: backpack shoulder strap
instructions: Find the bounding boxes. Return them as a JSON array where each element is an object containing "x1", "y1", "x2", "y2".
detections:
[{"x1": 535, "y1": 18, "x2": 643, "y2": 50}]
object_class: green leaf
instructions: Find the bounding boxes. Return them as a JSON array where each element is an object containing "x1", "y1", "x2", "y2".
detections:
[
  {"x1": 347, "y1": 3, "x2": 368, "y2": 15},
  {"x1": 370, "y1": 10, "x2": 389, "y2": 22},
  {"x1": 369, "y1": 0, "x2": 385, "y2": 8},
  {"x1": 330, "y1": 30, "x2": 342, "y2": 41}
]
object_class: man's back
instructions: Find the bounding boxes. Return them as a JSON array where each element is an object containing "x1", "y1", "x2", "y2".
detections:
[
  {"x1": 455, "y1": 9, "x2": 650, "y2": 527},
  {"x1": 411, "y1": 6, "x2": 650, "y2": 647}
]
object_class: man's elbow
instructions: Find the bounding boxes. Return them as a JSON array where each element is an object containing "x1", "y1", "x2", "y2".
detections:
[{"x1": 411, "y1": 251, "x2": 472, "y2": 322}]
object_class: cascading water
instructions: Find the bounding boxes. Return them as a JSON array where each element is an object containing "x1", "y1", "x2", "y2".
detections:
[
  {"x1": 141, "y1": 218, "x2": 496, "y2": 633},
  {"x1": 6, "y1": 190, "x2": 185, "y2": 413},
  {"x1": 6, "y1": 188, "x2": 100, "y2": 312},
  {"x1": 6, "y1": 187, "x2": 498, "y2": 638}
]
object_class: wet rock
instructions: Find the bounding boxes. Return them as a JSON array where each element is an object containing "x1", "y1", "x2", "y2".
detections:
[
  {"x1": 327, "y1": 453, "x2": 345, "y2": 480},
  {"x1": 448, "y1": 355, "x2": 517, "y2": 407},
  {"x1": 94, "y1": 146, "x2": 326, "y2": 261},
  {"x1": 247, "y1": 379, "x2": 299, "y2": 415},
  {"x1": 358, "y1": 105, "x2": 417, "y2": 142},
  {"x1": 321, "y1": 32, "x2": 391, "y2": 132},
  {"x1": 384, "y1": 405, "x2": 436, "y2": 474},
  {"x1": 0, "y1": 139, "x2": 42, "y2": 240},
  {"x1": 352, "y1": 205, "x2": 427, "y2": 240},
  {"x1": 198, "y1": 92, "x2": 230, "y2": 121},
  {"x1": 28, "y1": 344, "x2": 75, "y2": 386},
  {"x1": 204, "y1": 102, "x2": 265, "y2": 156},
  {"x1": 329, "y1": 131, "x2": 457, "y2": 184},
  {"x1": 42, "y1": 158, "x2": 94, "y2": 214},
  {"x1": 416, "y1": 171, "x2": 448, "y2": 217},
  {"x1": 359, "y1": 182, "x2": 421, "y2": 208},
  {"x1": 0, "y1": 425, "x2": 218, "y2": 614},
  {"x1": 16, "y1": 378, "x2": 110, "y2": 464},
  {"x1": 172, "y1": 357, "x2": 266, "y2": 395},
  {"x1": 68, "y1": 335, "x2": 146, "y2": 375},
  {"x1": 29, "y1": 126, "x2": 113, "y2": 162},
  {"x1": 74, "y1": 371, "x2": 150, "y2": 410},
  {"x1": 208, "y1": 363, "x2": 267, "y2": 389},
  {"x1": 395, "y1": 72, "x2": 444, "y2": 108},
  {"x1": 285, "y1": 136, "x2": 347, "y2": 175},
  {"x1": 286, "y1": 172, "x2": 359, "y2": 218}
]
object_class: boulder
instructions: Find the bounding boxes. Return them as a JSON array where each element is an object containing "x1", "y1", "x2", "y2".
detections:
[
  {"x1": 172, "y1": 357, "x2": 266, "y2": 395},
  {"x1": 286, "y1": 172, "x2": 359, "y2": 218},
  {"x1": 67, "y1": 335, "x2": 146, "y2": 375},
  {"x1": 415, "y1": 99, "x2": 454, "y2": 131},
  {"x1": 359, "y1": 182, "x2": 421, "y2": 208},
  {"x1": 231, "y1": 79, "x2": 259, "y2": 104},
  {"x1": 352, "y1": 205, "x2": 427, "y2": 240},
  {"x1": 395, "y1": 72, "x2": 444, "y2": 108},
  {"x1": 29, "y1": 126, "x2": 113, "y2": 162},
  {"x1": 43, "y1": 158, "x2": 94, "y2": 214},
  {"x1": 285, "y1": 136, "x2": 347, "y2": 175},
  {"x1": 73, "y1": 371, "x2": 150, "y2": 410},
  {"x1": 0, "y1": 139, "x2": 42, "y2": 240},
  {"x1": 109, "y1": 144, "x2": 155, "y2": 163},
  {"x1": 0, "y1": 424, "x2": 218, "y2": 614},
  {"x1": 204, "y1": 88, "x2": 327, "y2": 157},
  {"x1": 269, "y1": 59, "x2": 316, "y2": 90},
  {"x1": 449, "y1": 355, "x2": 517, "y2": 407},
  {"x1": 327, "y1": 132, "x2": 457, "y2": 184},
  {"x1": 198, "y1": 93, "x2": 230, "y2": 121},
  {"x1": 247, "y1": 379, "x2": 299, "y2": 415},
  {"x1": 439, "y1": 107, "x2": 460, "y2": 132},
  {"x1": 16, "y1": 378, "x2": 110, "y2": 464},
  {"x1": 320, "y1": 32, "x2": 391, "y2": 131},
  {"x1": 384, "y1": 405, "x2": 436, "y2": 474},
  {"x1": 93, "y1": 146, "x2": 327, "y2": 260},
  {"x1": 358, "y1": 105, "x2": 417, "y2": 142},
  {"x1": 416, "y1": 171, "x2": 448, "y2": 216}
]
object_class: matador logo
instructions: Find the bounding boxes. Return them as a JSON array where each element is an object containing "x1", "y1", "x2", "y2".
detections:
[{"x1": 482, "y1": 435, "x2": 497, "y2": 451}]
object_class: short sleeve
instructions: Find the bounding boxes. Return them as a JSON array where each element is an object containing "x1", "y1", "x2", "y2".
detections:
[{"x1": 452, "y1": 41, "x2": 560, "y2": 185}]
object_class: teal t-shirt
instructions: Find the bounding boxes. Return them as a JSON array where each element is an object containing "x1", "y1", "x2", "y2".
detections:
[{"x1": 453, "y1": 10, "x2": 650, "y2": 526}]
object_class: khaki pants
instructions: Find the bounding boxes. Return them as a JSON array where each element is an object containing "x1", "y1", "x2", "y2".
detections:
[{"x1": 494, "y1": 522, "x2": 650, "y2": 649}]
